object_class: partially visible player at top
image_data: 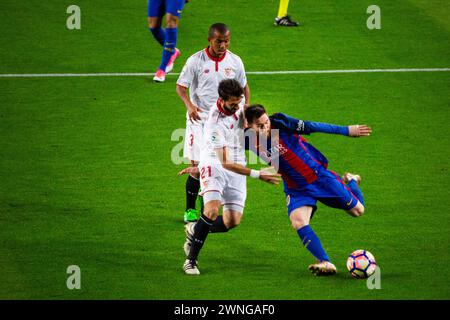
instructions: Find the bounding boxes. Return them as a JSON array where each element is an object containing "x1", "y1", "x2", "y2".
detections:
[
  {"x1": 244, "y1": 105, "x2": 372, "y2": 275},
  {"x1": 176, "y1": 23, "x2": 251, "y2": 223},
  {"x1": 274, "y1": 0, "x2": 300, "y2": 26},
  {"x1": 148, "y1": 0, "x2": 188, "y2": 82}
]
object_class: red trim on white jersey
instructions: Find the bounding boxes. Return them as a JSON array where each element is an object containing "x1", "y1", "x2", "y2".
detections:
[{"x1": 205, "y1": 47, "x2": 226, "y2": 72}]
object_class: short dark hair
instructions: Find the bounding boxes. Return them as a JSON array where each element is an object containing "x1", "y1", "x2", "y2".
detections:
[
  {"x1": 244, "y1": 104, "x2": 267, "y2": 124},
  {"x1": 218, "y1": 79, "x2": 244, "y2": 101},
  {"x1": 209, "y1": 23, "x2": 230, "y2": 38}
]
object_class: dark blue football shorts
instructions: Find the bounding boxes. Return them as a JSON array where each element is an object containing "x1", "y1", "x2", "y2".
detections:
[
  {"x1": 148, "y1": 0, "x2": 185, "y2": 18},
  {"x1": 286, "y1": 167, "x2": 360, "y2": 216}
]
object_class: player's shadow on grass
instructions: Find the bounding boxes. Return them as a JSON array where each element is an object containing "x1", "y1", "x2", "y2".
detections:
[
  {"x1": 203, "y1": 241, "x2": 285, "y2": 274},
  {"x1": 174, "y1": 217, "x2": 189, "y2": 224},
  {"x1": 199, "y1": 240, "x2": 402, "y2": 283}
]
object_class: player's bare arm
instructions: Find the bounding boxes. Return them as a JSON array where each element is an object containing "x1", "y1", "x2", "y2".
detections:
[
  {"x1": 178, "y1": 166, "x2": 199, "y2": 176},
  {"x1": 176, "y1": 84, "x2": 202, "y2": 122},
  {"x1": 244, "y1": 83, "x2": 251, "y2": 108},
  {"x1": 216, "y1": 146, "x2": 281, "y2": 185}
]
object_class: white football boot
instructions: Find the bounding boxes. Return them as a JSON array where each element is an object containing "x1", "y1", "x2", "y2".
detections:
[
  {"x1": 183, "y1": 259, "x2": 200, "y2": 275},
  {"x1": 308, "y1": 261, "x2": 337, "y2": 276},
  {"x1": 153, "y1": 69, "x2": 166, "y2": 82}
]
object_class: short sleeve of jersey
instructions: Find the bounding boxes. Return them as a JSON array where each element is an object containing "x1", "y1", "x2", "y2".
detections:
[
  {"x1": 235, "y1": 57, "x2": 247, "y2": 88},
  {"x1": 177, "y1": 55, "x2": 197, "y2": 88}
]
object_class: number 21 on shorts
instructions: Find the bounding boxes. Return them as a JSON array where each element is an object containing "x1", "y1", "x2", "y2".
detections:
[{"x1": 200, "y1": 166, "x2": 212, "y2": 180}]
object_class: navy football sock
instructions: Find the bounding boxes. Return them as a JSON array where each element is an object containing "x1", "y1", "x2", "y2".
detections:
[
  {"x1": 149, "y1": 27, "x2": 165, "y2": 46},
  {"x1": 186, "y1": 175, "x2": 200, "y2": 211},
  {"x1": 158, "y1": 27, "x2": 177, "y2": 71},
  {"x1": 347, "y1": 180, "x2": 365, "y2": 206},
  {"x1": 297, "y1": 225, "x2": 330, "y2": 262},
  {"x1": 188, "y1": 214, "x2": 214, "y2": 260},
  {"x1": 209, "y1": 216, "x2": 229, "y2": 233}
]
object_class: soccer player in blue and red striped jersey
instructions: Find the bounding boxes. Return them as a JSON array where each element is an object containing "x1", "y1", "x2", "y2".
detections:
[{"x1": 244, "y1": 104, "x2": 372, "y2": 275}]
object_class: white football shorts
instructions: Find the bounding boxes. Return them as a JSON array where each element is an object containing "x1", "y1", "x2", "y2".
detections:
[
  {"x1": 183, "y1": 113, "x2": 207, "y2": 163},
  {"x1": 198, "y1": 163, "x2": 247, "y2": 213}
]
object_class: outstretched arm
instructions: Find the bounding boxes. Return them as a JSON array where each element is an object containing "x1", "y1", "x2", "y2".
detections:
[
  {"x1": 270, "y1": 113, "x2": 372, "y2": 137},
  {"x1": 305, "y1": 122, "x2": 372, "y2": 137},
  {"x1": 304, "y1": 121, "x2": 350, "y2": 135}
]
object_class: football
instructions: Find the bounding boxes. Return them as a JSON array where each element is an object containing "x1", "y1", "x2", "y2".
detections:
[{"x1": 347, "y1": 250, "x2": 377, "y2": 279}]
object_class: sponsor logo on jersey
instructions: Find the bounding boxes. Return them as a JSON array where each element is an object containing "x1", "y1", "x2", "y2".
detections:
[{"x1": 204, "y1": 69, "x2": 210, "y2": 74}]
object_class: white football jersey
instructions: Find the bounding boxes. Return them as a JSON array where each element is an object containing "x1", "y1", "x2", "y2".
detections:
[
  {"x1": 177, "y1": 48, "x2": 247, "y2": 116},
  {"x1": 200, "y1": 102, "x2": 246, "y2": 166}
]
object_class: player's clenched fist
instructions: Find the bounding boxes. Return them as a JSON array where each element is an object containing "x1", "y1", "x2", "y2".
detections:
[
  {"x1": 259, "y1": 166, "x2": 282, "y2": 185},
  {"x1": 348, "y1": 125, "x2": 372, "y2": 137}
]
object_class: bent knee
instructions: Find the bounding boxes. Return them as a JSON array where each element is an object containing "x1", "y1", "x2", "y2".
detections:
[
  {"x1": 204, "y1": 205, "x2": 220, "y2": 220},
  {"x1": 148, "y1": 17, "x2": 159, "y2": 29},
  {"x1": 223, "y1": 214, "x2": 242, "y2": 229},
  {"x1": 204, "y1": 211, "x2": 219, "y2": 221},
  {"x1": 165, "y1": 15, "x2": 179, "y2": 28},
  {"x1": 291, "y1": 218, "x2": 309, "y2": 230},
  {"x1": 289, "y1": 207, "x2": 313, "y2": 229},
  {"x1": 227, "y1": 219, "x2": 241, "y2": 229}
]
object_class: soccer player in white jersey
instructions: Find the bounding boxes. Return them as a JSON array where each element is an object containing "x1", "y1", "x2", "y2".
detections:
[
  {"x1": 176, "y1": 23, "x2": 251, "y2": 223},
  {"x1": 179, "y1": 79, "x2": 280, "y2": 275}
]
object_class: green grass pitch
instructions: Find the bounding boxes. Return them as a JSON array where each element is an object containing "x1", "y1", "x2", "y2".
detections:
[{"x1": 0, "y1": 0, "x2": 449, "y2": 299}]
